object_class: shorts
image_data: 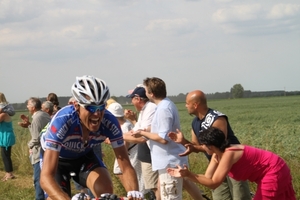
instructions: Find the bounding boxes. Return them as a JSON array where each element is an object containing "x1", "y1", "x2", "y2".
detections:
[
  {"x1": 42, "y1": 150, "x2": 105, "y2": 197},
  {"x1": 141, "y1": 162, "x2": 158, "y2": 190},
  {"x1": 212, "y1": 176, "x2": 251, "y2": 200},
  {"x1": 158, "y1": 168, "x2": 183, "y2": 200}
]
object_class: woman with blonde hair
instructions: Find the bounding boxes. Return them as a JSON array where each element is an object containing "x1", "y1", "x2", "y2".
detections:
[
  {"x1": 0, "y1": 93, "x2": 16, "y2": 181},
  {"x1": 105, "y1": 98, "x2": 117, "y2": 108}
]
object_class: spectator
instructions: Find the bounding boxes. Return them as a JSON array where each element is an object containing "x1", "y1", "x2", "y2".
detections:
[
  {"x1": 167, "y1": 127, "x2": 296, "y2": 200},
  {"x1": 41, "y1": 101, "x2": 54, "y2": 117},
  {"x1": 68, "y1": 97, "x2": 76, "y2": 105},
  {"x1": 127, "y1": 83, "x2": 205, "y2": 200},
  {"x1": 123, "y1": 85, "x2": 159, "y2": 199},
  {"x1": 0, "y1": 93, "x2": 16, "y2": 181},
  {"x1": 47, "y1": 93, "x2": 61, "y2": 115},
  {"x1": 107, "y1": 102, "x2": 145, "y2": 195},
  {"x1": 168, "y1": 90, "x2": 251, "y2": 200},
  {"x1": 132, "y1": 77, "x2": 188, "y2": 200},
  {"x1": 0, "y1": 94, "x2": 15, "y2": 117},
  {"x1": 106, "y1": 98, "x2": 117, "y2": 108},
  {"x1": 18, "y1": 97, "x2": 51, "y2": 200}
]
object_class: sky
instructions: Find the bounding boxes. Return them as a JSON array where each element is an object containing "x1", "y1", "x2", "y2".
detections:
[{"x1": 0, "y1": 0, "x2": 299, "y2": 103}]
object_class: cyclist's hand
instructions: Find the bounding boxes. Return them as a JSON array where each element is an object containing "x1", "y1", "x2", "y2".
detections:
[
  {"x1": 71, "y1": 192, "x2": 91, "y2": 200},
  {"x1": 127, "y1": 191, "x2": 144, "y2": 200}
]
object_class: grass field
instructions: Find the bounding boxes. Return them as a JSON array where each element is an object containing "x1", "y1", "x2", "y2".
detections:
[{"x1": 0, "y1": 95, "x2": 299, "y2": 199}]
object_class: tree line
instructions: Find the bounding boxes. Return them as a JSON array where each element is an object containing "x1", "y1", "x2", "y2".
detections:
[{"x1": 11, "y1": 84, "x2": 300, "y2": 111}]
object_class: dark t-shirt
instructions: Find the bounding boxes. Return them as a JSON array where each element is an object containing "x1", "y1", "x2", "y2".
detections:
[{"x1": 192, "y1": 108, "x2": 240, "y2": 160}]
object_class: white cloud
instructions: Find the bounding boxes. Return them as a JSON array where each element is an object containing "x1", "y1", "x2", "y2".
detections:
[
  {"x1": 214, "y1": 0, "x2": 233, "y2": 3},
  {"x1": 212, "y1": 4, "x2": 262, "y2": 23},
  {"x1": 146, "y1": 18, "x2": 189, "y2": 31},
  {"x1": 267, "y1": 4, "x2": 300, "y2": 19},
  {"x1": 0, "y1": 0, "x2": 46, "y2": 22},
  {"x1": 212, "y1": 3, "x2": 300, "y2": 35},
  {"x1": 144, "y1": 18, "x2": 195, "y2": 37},
  {"x1": 0, "y1": 5, "x2": 111, "y2": 48}
]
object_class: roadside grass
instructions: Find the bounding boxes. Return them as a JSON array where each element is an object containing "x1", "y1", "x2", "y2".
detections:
[{"x1": 0, "y1": 96, "x2": 299, "y2": 199}]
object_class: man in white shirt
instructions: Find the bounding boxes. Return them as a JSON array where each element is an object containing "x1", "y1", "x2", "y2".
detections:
[
  {"x1": 123, "y1": 86, "x2": 159, "y2": 199},
  {"x1": 131, "y1": 78, "x2": 187, "y2": 200}
]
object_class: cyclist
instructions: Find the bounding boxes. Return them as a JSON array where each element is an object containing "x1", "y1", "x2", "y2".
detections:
[{"x1": 40, "y1": 75, "x2": 143, "y2": 200}]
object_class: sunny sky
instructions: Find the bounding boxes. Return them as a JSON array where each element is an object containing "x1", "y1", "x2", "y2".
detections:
[{"x1": 0, "y1": 0, "x2": 299, "y2": 103}]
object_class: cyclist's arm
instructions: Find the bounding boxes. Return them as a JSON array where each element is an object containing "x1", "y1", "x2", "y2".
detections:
[
  {"x1": 114, "y1": 145, "x2": 139, "y2": 192},
  {"x1": 40, "y1": 149, "x2": 70, "y2": 200}
]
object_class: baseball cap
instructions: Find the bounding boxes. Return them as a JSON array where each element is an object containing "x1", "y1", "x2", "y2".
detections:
[
  {"x1": 126, "y1": 87, "x2": 147, "y2": 98},
  {"x1": 127, "y1": 84, "x2": 144, "y2": 94},
  {"x1": 107, "y1": 102, "x2": 124, "y2": 117}
]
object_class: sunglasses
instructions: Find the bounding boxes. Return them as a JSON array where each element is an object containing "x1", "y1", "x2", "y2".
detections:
[{"x1": 81, "y1": 104, "x2": 106, "y2": 113}]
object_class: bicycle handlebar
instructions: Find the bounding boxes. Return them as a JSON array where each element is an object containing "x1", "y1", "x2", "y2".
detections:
[{"x1": 72, "y1": 192, "x2": 128, "y2": 200}]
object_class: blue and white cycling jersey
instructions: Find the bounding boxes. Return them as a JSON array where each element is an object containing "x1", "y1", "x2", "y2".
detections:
[{"x1": 41, "y1": 105, "x2": 124, "y2": 159}]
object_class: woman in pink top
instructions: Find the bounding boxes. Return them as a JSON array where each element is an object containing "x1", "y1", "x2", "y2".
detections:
[{"x1": 167, "y1": 127, "x2": 296, "y2": 200}]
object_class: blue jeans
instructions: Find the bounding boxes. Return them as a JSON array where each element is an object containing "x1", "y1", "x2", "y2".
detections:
[{"x1": 33, "y1": 162, "x2": 45, "y2": 200}]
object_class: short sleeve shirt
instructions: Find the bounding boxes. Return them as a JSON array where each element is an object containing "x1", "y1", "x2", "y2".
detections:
[{"x1": 41, "y1": 105, "x2": 124, "y2": 159}]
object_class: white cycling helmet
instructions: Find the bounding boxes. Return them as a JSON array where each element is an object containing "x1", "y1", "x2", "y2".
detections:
[{"x1": 71, "y1": 75, "x2": 110, "y2": 105}]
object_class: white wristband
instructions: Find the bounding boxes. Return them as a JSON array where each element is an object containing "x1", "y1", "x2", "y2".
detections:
[{"x1": 127, "y1": 191, "x2": 144, "y2": 198}]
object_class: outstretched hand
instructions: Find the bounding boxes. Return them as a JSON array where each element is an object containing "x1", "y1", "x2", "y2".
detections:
[
  {"x1": 18, "y1": 114, "x2": 30, "y2": 128},
  {"x1": 168, "y1": 129, "x2": 184, "y2": 144},
  {"x1": 178, "y1": 143, "x2": 195, "y2": 157},
  {"x1": 167, "y1": 164, "x2": 190, "y2": 178},
  {"x1": 20, "y1": 114, "x2": 29, "y2": 122}
]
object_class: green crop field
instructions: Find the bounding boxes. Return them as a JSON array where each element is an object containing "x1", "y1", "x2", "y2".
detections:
[{"x1": 0, "y1": 96, "x2": 299, "y2": 199}]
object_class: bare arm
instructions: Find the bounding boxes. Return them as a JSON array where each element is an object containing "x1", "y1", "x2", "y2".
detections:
[
  {"x1": 133, "y1": 130, "x2": 168, "y2": 144},
  {"x1": 183, "y1": 125, "x2": 227, "y2": 155},
  {"x1": 0, "y1": 113, "x2": 9, "y2": 122},
  {"x1": 189, "y1": 129, "x2": 206, "y2": 153},
  {"x1": 212, "y1": 117, "x2": 228, "y2": 138},
  {"x1": 123, "y1": 131, "x2": 147, "y2": 144},
  {"x1": 204, "y1": 154, "x2": 219, "y2": 178},
  {"x1": 40, "y1": 150, "x2": 70, "y2": 200},
  {"x1": 167, "y1": 151, "x2": 236, "y2": 189},
  {"x1": 114, "y1": 145, "x2": 139, "y2": 192}
]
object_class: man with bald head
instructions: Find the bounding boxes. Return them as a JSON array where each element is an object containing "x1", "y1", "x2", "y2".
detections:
[{"x1": 168, "y1": 90, "x2": 251, "y2": 200}]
